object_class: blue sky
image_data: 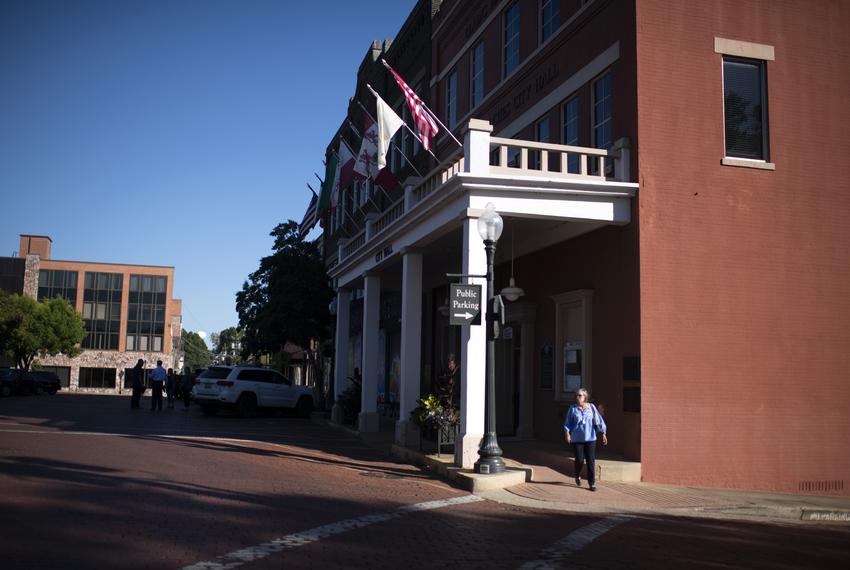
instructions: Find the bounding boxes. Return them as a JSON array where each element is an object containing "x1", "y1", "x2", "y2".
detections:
[{"x1": 1, "y1": 0, "x2": 416, "y2": 341}]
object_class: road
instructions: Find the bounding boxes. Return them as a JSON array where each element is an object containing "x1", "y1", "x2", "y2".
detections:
[{"x1": 1, "y1": 394, "x2": 848, "y2": 569}]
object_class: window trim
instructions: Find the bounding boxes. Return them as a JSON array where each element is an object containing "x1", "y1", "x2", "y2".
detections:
[
  {"x1": 470, "y1": 40, "x2": 485, "y2": 110},
  {"x1": 539, "y1": 0, "x2": 560, "y2": 45},
  {"x1": 503, "y1": 1, "x2": 520, "y2": 79},
  {"x1": 446, "y1": 69, "x2": 458, "y2": 130},
  {"x1": 715, "y1": 37, "x2": 775, "y2": 169}
]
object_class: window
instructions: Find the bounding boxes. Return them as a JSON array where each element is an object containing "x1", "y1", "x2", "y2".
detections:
[
  {"x1": 531, "y1": 117, "x2": 550, "y2": 170},
  {"x1": 592, "y1": 71, "x2": 612, "y2": 175},
  {"x1": 551, "y1": 290, "x2": 593, "y2": 400},
  {"x1": 504, "y1": 2, "x2": 520, "y2": 77},
  {"x1": 38, "y1": 269, "x2": 78, "y2": 305},
  {"x1": 562, "y1": 97, "x2": 579, "y2": 173},
  {"x1": 540, "y1": 0, "x2": 559, "y2": 43},
  {"x1": 446, "y1": 70, "x2": 458, "y2": 129},
  {"x1": 471, "y1": 40, "x2": 485, "y2": 108},
  {"x1": 126, "y1": 274, "x2": 167, "y2": 353},
  {"x1": 82, "y1": 272, "x2": 122, "y2": 350},
  {"x1": 723, "y1": 57, "x2": 768, "y2": 160},
  {"x1": 79, "y1": 367, "x2": 116, "y2": 389},
  {"x1": 39, "y1": 366, "x2": 71, "y2": 388}
]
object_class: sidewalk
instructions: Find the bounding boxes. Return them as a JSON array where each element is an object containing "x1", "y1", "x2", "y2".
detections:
[{"x1": 318, "y1": 417, "x2": 850, "y2": 526}]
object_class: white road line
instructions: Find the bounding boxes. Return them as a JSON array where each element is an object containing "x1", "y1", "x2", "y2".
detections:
[
  {"x1": 181, "y1": 494, "x2": 484, "y2": 570},
  {"x1": 518, "y1": 515, "x2": 633, "y2": 570}
]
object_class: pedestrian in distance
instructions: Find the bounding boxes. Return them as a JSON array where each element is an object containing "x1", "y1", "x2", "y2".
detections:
[
  {"x1": 130, "y1": 359, "x2": 145, "y2": 409},
  {"x1": 166, "y1": 367, "x2": 175, "y2": 409},
  {"x1": 563, "y1": 388, "x2": 607, "y2": 492},
  {"x1": 181, "y1": 365, "x2": 193, "y2": 411},
  {"x1": 149, "y1": 360, "x2": 167, "y2": 412}
]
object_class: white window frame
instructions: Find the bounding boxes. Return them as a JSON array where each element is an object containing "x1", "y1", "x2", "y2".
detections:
[
  {"x1": 540, "y1": 0, "x2": 559, "y2": 44},
  {"x1": 551, "y1": 289, "x2": 593, "y2": 402},
  {"x1": 503, "y1": 2, "x2": 520, "y2": 79},
  {"x1": 446, "y1": 70, "x2": 458, "y2": 129},
  {"x1": 471, "y1": 40, "x2": 485, "y2": 109},
  {"x1": 591, "y1": 70, "x2": 612, "y2": 150},
  {"x1": 562, "y1": 95, "x2": 579, "y2": 173}
]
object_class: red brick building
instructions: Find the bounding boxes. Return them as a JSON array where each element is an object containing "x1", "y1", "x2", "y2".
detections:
[{"x1": 319, "y1": 0, "x2": 850, "y2": 495}]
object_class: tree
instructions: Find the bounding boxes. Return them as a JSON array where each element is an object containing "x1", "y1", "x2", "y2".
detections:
[
  {"x1": 182, "y1": 329, "x2": 211, "y2": 370},
  {"x1": 236, "y1": 221, "x2": 334, "y2": 357},
  {"x1": 0, "y1": 292, "x2": 85, "y2": 370},
  {"x1": 214, "y1": 326, "x2": 245, "y2": 358}
]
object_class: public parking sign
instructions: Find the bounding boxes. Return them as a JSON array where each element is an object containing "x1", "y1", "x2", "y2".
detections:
[{"x1": 449, "y1": 283, "x2": 482, "y2": 325}]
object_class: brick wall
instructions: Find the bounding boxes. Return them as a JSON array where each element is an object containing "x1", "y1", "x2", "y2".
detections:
[{"x1": 636, "y1": 0, "x2": 850, "y2": 494}]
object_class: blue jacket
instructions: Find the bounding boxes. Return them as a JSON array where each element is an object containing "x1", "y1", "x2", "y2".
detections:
[{"x1": 563, "y1": 403, "x2": 606, "y2": 443}]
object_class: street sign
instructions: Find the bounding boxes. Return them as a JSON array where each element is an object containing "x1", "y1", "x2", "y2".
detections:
[{"x1": 449, "y1": 283, "x2": 482, "y2": 326}]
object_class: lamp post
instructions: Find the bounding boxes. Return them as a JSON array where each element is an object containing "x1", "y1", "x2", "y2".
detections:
[{"x1": 475, "y1": 203, "x2": 506, "y2": 474}]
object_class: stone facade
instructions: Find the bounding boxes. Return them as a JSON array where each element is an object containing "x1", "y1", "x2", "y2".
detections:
[
  {"x1": 36, "y1": 350, "x2": 177, "y2": 394},
  {"x1": 23, "y1": 254, "x2": 40, "y2": 298}
]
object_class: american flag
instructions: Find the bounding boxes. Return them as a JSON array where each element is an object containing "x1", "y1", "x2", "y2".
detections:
[
  {"x1": 298, "y1": 193, "x2": 318, "y2": 238},
  {"x1": 384, "y1": 60, "x2": 439, "y2": 151}
]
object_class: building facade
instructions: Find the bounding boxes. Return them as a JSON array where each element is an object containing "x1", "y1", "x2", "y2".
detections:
[
  {"x1": 320, "y1": 0, "x2": 850, "y2": 495},
  {"x1": 3, "y1": 235, "x2": 183, "y2": 392}
]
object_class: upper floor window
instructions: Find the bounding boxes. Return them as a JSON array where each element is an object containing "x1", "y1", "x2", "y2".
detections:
[
  {"x1": 446, "y1": 70, "x2": 458, "y2": 129},
  {"x1": 127, "y1": 274, "x2": 167, "y2": 353},
  {"x1": 562, "y1": 97, "x2": 579, "y2": 173},
  {"x1": 592, "y1": 72, "x2": 612, "y2": 150},
  {"x1": 531, "y1": 117, "x2": 550, "y2": 170},
  {"x1": 504, "y1": 2, "x2": 520, "y2": 77},
  {"x1": 471, "y1": 40, "x2": 485, "y2": 108},
  {"x1": 723, "y1": 57, "x2": 768, "y2": 160},
  {"x1": 592, "y1": 71, "x2": 612, "y2": 175},
  {"x1": 82, "y1": 272, "x2": 122, "y2": 350},
  {"x1": 540, "y1": 0, "x2": 560, "y2": 43},
  {"x1": 38, "y1": 269, "x2": 78, "y2": 305}
]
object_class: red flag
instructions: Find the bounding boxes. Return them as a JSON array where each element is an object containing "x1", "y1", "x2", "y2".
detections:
[
  {"x1": 384, "y1": 60, "x2": 439, "y2": 151},
  {"x1": 374, "y1": 167, "x2": 399, "y2": 192}
]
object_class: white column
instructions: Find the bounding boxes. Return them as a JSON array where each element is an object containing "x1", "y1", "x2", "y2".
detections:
[
  {"x1": 359, "y1": 273, "x2": 381, "y2": 432},
  {"x1": 456, "y1": 218, "x2": 487, "y2": 468},
  {"x1": 463, "y1": 119, "x2": 493, "y2": 175},
  {"x1": 396, "y1": 249, "x2": 423, "y2": 446},
  {"x1": 331, "y1": 289, "x2": 352, "y2": 424}
]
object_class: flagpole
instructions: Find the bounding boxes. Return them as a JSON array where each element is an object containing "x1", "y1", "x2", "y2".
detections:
[
  {"x1": 363, "y1": 85, "x2": 433, "y2": 172},
  {"x1": 381, "y1": 59, "x2": 464, "y2": 149}
]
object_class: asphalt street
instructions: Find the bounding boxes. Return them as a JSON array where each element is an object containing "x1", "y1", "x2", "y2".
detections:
[{"x1": 1, "y1": 394, "x2": 848, "y2": 569}]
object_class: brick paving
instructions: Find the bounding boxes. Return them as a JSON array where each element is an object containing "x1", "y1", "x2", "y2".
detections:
[{"x1": 2, "y1": 394, "x2": 849, "y2": 570}]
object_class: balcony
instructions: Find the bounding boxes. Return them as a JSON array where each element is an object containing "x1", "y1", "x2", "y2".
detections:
[{"x1": 330, "y1": 118, "x2": 637, "y2": 281}]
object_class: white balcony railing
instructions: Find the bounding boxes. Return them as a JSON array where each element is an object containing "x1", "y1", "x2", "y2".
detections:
[{"x1": 335, "y1": 118, "x2": 632, "y2": 265}]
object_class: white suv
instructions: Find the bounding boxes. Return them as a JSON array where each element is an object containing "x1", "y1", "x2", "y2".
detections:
[{"x1": 192, "y1": 365, "x2": 314, "y2": 418}]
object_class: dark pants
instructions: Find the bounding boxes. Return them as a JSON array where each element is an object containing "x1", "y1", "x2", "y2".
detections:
[
  {"x1": 131, "y1": 385, "x2": 142, "y2": 408},
  {"x1": 151, "y1": 381, "x2": 164, "y2": 411},
  {"x1": 573, "y1": 441, "x2": 597, "y2": 485},
  {"x1": 183, "y1": 385, "x2": 192, "y2": 408},
  {"x1": 165, "y1": 381, "x2": 174, "y2": 407}
]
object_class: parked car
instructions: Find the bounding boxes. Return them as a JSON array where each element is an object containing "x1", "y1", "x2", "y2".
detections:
[
  {"x1": 31, "y1": 371, "x2": 61, "y2": 395},
  {"x1": 191, "y1": 365, "x2": 313, "y2": 418},
  {"x1": 0, "y1": 368, "x2": 35, "y2": 397}
]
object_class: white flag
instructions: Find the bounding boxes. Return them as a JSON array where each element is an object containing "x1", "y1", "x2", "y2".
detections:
[{"x1": 376, "y1": 94, "x2": 405, "y2": 170}]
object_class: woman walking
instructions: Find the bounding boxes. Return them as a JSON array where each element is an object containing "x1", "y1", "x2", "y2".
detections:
[{"x1": 563, "y1": 388, "x2": 607, "y2": 491}]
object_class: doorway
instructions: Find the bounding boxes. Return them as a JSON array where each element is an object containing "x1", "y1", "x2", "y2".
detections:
[{"x1": 494, "y1": 324, "x2": 521, "y2": 436}]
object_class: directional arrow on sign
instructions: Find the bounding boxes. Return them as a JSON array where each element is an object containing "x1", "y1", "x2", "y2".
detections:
[{"x1": 453, "y1": 312, "x2": 474, "y2": 320}]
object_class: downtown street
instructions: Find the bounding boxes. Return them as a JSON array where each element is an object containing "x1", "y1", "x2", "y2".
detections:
[{"x1": 1, "y1": 393, "x2": 849, "y2": 569}]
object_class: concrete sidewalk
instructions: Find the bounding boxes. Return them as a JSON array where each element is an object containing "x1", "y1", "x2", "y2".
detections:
[{"x1": 319, "y1": 417, "x2": 850, "y2": 526}]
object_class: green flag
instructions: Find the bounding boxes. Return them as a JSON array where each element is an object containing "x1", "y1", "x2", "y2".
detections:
[{"x1": 317, "y1": 153, "x2": 338, "y2": 217}]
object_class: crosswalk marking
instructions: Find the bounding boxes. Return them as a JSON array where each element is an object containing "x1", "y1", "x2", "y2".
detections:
[
  {"x1": 182, "y1": 494, "x2": 484, "y2": 570},
  {"x1": 518, "y1": 515, "x2": 633, "y2": 569}
]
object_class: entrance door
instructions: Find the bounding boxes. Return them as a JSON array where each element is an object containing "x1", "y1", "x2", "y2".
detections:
[{"x1": 494, "y1": 325, "x2": 521, "y2": 436}]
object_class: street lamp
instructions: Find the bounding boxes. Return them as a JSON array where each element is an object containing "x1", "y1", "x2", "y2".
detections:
[{"x1": 475, "y1": 202, "x2": 506, "y2": 474}]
